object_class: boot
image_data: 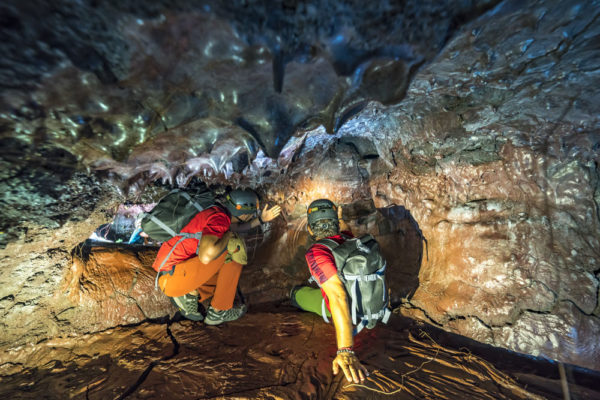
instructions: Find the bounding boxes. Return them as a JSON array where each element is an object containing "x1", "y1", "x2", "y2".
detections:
[{"x1": 170, "y1": 293, "x2": 204, "y2": 321}]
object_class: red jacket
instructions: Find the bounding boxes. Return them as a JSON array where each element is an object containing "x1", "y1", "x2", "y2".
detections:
[
  {"x1": 152, "y1": 206, "x2": 231, "y2": 272},
  {"x1": 305, "y1": 231, "x2": 354, "y2": 309}
]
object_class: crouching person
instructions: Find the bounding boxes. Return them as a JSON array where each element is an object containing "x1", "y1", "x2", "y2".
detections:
[
  {"x1": 291, "y1": 199, "x2": 390, "y2": 383},
  {"x1": 152, "y1": 188, "x2": 281, "y2": 325}
]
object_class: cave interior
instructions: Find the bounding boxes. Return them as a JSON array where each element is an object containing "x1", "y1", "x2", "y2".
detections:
[{"x1": 1, "y1": 0, "x2": 599, "y2": 399}]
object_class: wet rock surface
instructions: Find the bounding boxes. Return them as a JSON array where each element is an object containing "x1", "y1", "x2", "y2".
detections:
[
  {"x1": 0, "y1": 0, "x2": 599, "y2": 385},
  {"x1": 2, "y1": 312, "x2": 598, "y2": 400},
  {"x1": 361, "y1": 0, "x2": 600, "y2": 370},
  {"x1": 0, "y1": 0, "x2": 495, "y2": 198},
  {"x1": 0, "y1": 242, "x2": 173, "y2": 349}
]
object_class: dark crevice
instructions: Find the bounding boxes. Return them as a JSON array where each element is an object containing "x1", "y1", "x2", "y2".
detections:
[
  {"x1": 440, "y1": 0, "x2": 503, "y2": 51},
  {"x1": 522, "y1": 308, "x2": 552, "y2": 315},
  {"x1": 115, "y1": 319, "x2": 180, "y2": 400},
  {"x1": 530, "y1": 279, "x2": 559, "y2": 303},
  {"x1": 448, "y1": 314, "x2": 494, "y2": 330},
  {"x1": 400, "y1": 302, "x2": 444, "y2": 327}
]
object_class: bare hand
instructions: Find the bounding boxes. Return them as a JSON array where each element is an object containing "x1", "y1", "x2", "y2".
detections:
[
  {"x1": 332, "y1": 352, "x2": 369, "y2": 383},
  {"x1": 260, "y1": 204, "x2": 281, "y2": 222},
  {"x1": 337, "y1": 205, "x2": 349, "y2": 231}
]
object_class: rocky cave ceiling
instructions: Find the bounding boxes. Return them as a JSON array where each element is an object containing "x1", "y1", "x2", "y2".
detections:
[{"x1": 1, "y1": 0, "x2": 600, "y2": 398}]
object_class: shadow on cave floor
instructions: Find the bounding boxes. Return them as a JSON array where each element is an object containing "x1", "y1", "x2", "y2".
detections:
[{"x1": 1, "y1": 307, "x2": 599, "y2": 400}]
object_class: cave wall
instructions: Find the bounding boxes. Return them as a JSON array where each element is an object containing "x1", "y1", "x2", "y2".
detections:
[
  {"x1": 255, "y1": 0, "x2": 600, "y2": 370},
  {"x1": 0, "y1": 176, "x2": 175, "y2": 348},
  {"x1": 0, "y1": 0, "x2": 599, "y2": 372},
  {"x1": 363, "y1": 0, "x2": 600, "y2": 369}
]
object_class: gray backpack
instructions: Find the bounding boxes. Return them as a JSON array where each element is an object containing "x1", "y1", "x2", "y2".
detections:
[{"x1": 313, "y1": 234, "x2": 391, "y2": 333}]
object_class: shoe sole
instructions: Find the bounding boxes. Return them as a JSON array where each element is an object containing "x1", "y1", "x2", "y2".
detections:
[
  {"x1": 204, "y1": 318, "x2": 224, "y2": 326},
  {"x1": 204, "y1": 307, "x2": 247, "y2": 326}
]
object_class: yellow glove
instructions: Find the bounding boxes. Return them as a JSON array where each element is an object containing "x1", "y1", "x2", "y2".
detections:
[{"x1": 226, "y1": 233, "x2": 248, "y2": 265}]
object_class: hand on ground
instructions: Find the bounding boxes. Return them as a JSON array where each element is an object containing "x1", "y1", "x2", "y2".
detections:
[
  {"x1": 260, "y1": 204, "x2": 281, "y2": 222},
  {"x1": 332, "y1": 352, "x2": 369, "y2": 383}
]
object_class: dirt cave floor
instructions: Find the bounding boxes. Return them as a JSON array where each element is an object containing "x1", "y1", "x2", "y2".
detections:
[{"x1": 1, "y1": 306, "x2": 599, "y2": 400}]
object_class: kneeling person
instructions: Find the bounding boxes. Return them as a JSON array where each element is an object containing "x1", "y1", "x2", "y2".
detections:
[{"x1": 153, "y1": 188, "x2": 281, "y2": 325}]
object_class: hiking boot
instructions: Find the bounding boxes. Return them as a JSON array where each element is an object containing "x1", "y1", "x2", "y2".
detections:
[
  {"x1": 204, "y1": 304, "x2": 247, "y2": 325},
  {"x1": 170, "y1": 293, "x2": 204, "y2": 321}
]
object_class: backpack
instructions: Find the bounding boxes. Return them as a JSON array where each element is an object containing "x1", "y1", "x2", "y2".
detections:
[
  {"x1": 141, "y1": 189, "x2": 215, "y2": 241},
  {"x1": 140, "y1": 189, "x2": 216, "y2": 287},
  {"x1": 311, "y1": 234, "x2": 391, "y2": 334}
]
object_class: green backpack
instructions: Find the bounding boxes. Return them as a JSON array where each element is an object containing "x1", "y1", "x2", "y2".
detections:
[
  {"x1": 140, "y1": 189, "x2": 216, "y2": 287},
  {"x1": 141, "y1": 189, "x2": 215, "y2": 242},
  {"x1": 313, "y1": 234, "x2": 391, "y2": 333}
]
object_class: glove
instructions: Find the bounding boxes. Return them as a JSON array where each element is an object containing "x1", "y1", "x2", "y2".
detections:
[{"x1": 226, "y1": 232, "x2": 248, "y2": 265}]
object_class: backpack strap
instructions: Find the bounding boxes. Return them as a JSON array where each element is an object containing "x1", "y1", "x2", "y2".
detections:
[
  {"x1": 354, "y1": 320, "x2": 368, "y2": 335},
  {"x1": 359, "y1": 234, "x2": 375, "y2": 243},
  {"x1": 179, "y1": 190, "x2": 205, "y2": 212},
  {"x1": 149, "y1": 214, "x2": 177, "y2": 238},
  {"x1": 342, "y1": 264, "x2": 389, "y2": 334},
  {"x1": 316, "y1": 238, "x2": 340, "y2": 251},
  {"x1": 353, "y1": 307, "x2": 391, "y2": 335},
  {"x1": 317, "y1": 236, "x2": 358, "y2": 270},
  {"x1": 310, "y1": 235, "x2": 361, "y2": 325},
  {"x1": 154, "y1": 235, "x2": 186, "y2": 289},
  {"x1": 321, "y1": 299, "x2": 330, "y2": 324},
  {"x1": 382, "y1": 307, "x2": 391, "y2": 324},
  {"x1": 153, "y1": 231, "x2": 204, "y2": 289}
]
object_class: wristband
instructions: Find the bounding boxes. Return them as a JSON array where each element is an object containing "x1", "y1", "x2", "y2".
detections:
[
  {"x1": 336, "y1": 347, "x2": 355, "y2": 355},
  {"x1": 258, "y1": 215, "x2": 264, "y2": 224}
]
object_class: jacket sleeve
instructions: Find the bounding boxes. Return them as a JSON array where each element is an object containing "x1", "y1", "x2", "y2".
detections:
[
  {"x1": 305, "y1": 244, "x2": 338, "y2": 285},
  {"x1": 202, "y1": 209, "x2": 231, "y2": 238}
]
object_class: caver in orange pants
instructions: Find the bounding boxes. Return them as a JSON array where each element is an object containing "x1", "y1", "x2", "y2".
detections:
[{"x1": 157, "y1": 252, "x2": 242, "y2": 311}]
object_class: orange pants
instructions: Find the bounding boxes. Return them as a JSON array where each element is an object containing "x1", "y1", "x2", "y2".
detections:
[{"x1": 158, "y1": 252, "x2": 242, "y2": 311}]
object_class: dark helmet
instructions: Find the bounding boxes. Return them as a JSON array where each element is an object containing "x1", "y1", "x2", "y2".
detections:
[
  {"x1": 307, "y1": 199, "x2": 338, "y2": 228},
  {"x1": 225, "y1": 189, "x2": 260, "y2": 217}
]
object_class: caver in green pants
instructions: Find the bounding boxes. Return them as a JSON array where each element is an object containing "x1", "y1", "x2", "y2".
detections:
[{"x1": 290, "y1": 285, "x2": 332, "y2": 318}]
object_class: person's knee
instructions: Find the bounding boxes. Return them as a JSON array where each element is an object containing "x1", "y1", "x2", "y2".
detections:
[{"x1": 198, "y1": 253, "x2": 214, "y2": 264}]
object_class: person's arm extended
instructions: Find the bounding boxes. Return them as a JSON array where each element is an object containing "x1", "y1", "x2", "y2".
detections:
[
  {"x1": 338, "y1": 205, "x2": 350, "y2": 232},
  {"x1": 230, "y1": 204, "x2": 282, "y2": 232},
  {"x1": 321, "y1": 275, "x2": 369, "y2": 383},
  {"x1": 197, "y1": 231, "x2": 233, "y2": 264},
  {"x1": 229, "y1": 217, "x2": 261, "y2": 233}
]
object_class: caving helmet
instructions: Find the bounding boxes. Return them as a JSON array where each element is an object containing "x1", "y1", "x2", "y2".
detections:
[
  {"x1": 225, "y1": 188, "x2": 260, "y2": 217},
  {"x1": 306, "y1": 199, "x2": 338, "y2": 230}
]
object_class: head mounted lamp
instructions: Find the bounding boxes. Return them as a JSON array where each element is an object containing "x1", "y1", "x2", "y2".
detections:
[
  {"x1": 227, "y1": 194, "x2": 259, "y2": 211},
  {"x1": 307, "y1": 204, "x2": 337, "y2": 214}
]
